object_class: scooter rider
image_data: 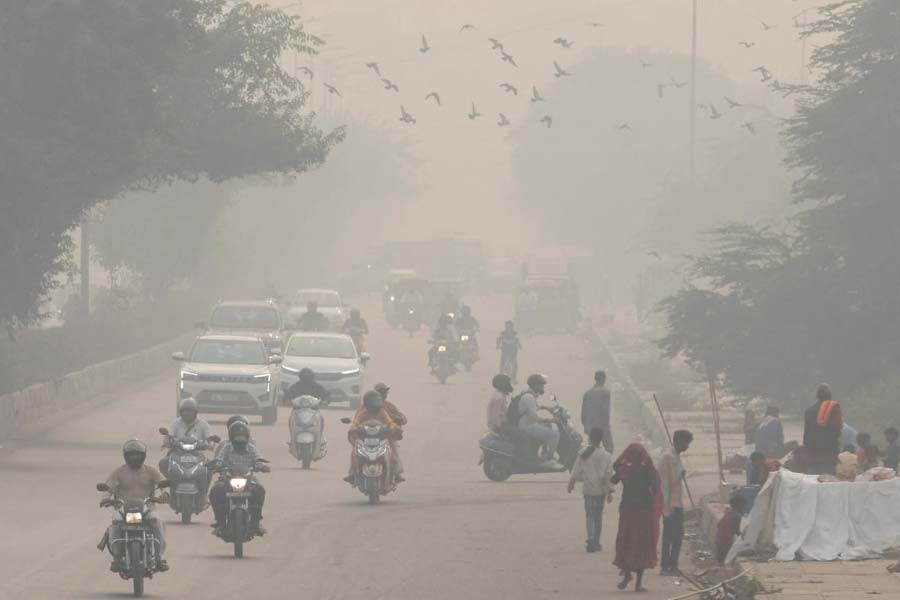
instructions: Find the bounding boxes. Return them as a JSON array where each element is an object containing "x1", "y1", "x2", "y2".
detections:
[
  {"x1": 284, "y1": 367, "x2": 332, "y2": 407},
  {"x1": 517, "y1": 374, "x2": 562, "y2": 469},
  {"x1": 159, "y1": 397, "x2": 213, "y2": 474},
  {"x1": 295, "y1": 301, "x2": 330, "y2": 332},
  {"x1": 101, "y1": 439, "x2": 170, "y2": 572},
  {"x1": 456, "y1": 305, "x2": 480, "y2": 336},
  {"x1": 344, "y1": 390, "x2": 402, "y2": 484},
  {"x1": 342, "y1": 308, "x2": 369, "y2": 335},
  {"x1": 429, "y1": 313, "x2": 459, "y2": 368},
  {"x1": 209, "y1": 421, "x2": 269, "y2": 536}
]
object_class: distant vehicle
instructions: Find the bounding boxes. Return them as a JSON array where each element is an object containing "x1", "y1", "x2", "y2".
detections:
[
  {"x1": 287, "y1": 289, "x2": 346, "y2": 331},
  {"x1": 201, "y1": 299, "x2": 284, "y2": 354},
  {"x1": 172, "y1": 335, "x2": 282, "y2": 425},
  {"x1": 280, "y1": 332, "x2": 368, "y2": 410},
  {"x1": 515, "y1": 276, "x2": 581, "y2": 333}
]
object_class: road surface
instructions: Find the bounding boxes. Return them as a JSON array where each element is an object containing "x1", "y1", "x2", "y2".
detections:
[{"x1": 1, "y1": 294, "x2": 686, "y2": 599}]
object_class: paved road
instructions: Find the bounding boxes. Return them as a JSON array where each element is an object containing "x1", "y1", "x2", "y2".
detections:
[{"x1": 1, "y1": 295, "x2": 685, "y2": 599}]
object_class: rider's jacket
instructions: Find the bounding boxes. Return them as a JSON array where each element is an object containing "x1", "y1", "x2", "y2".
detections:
[
  {"x1": 214, "y1": 442, "x2": 264, "y2": 471},
  {"x1": 354, "y1": 401, "x2": 407, "y2": 426},
  {"x1": 456, "y1": 315, "x2": 480, "y2": 333},
  {"x1": 167, "y1": 417, "x2": 212, "y2": 443},
  {"x1": 342, "y1": 317, "x2": 369, "y2": 334},
  {"x1": 104, "y1": 464, "x2": 164, "y2": 502},
  {"x1": 348, "y1": 408, "x2": 402, "y2": 443},
  {"x1": 296, "y1": 311, "x2": 330, "y2": 331}
]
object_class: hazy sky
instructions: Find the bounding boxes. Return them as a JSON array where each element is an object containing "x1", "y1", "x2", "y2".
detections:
[{"x1": 269, "y1": 0, "x2": 827, "y2": 249}]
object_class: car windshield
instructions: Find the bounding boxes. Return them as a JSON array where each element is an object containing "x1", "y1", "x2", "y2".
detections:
[
  {"x1": 287, "y1": 336, "x2": 356, "y2": 359},
  {"x1": 209, "y1": 305, "x2": 279, "y2": 329},
  {"x1": 295, "y1": 291, "x2": 340, "y2": 307},
  {"x1": 190, "y1": 340, "x2": 267, "y2": 365}
]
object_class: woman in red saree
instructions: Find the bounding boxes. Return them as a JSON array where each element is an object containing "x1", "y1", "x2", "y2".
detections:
[{"x1": 611, "y1": 443, "x2": 663, "y2": 592}]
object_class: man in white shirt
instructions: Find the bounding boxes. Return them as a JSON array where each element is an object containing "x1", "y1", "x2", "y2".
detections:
[
  {"x1": 568, "y1": 428, "x2": 614, "y2": 552},
  {"x1": 516, "y1": 374, "x2": 561, "y2": 467}
]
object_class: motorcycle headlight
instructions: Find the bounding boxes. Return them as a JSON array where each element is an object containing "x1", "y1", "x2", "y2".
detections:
[
  {"x1": 460, "y1": 335, "x2": 469, "y2": 341},
  {"x1": 181, "y1": 443, "x2": 196, "y2": 451},
  {"x1": 125, "y1": 512, "x2": 143, "y2": 524},
  {"x1": 389, "y1": 295, "x2": 396, "y2": 302},
  {"x1": 230, "y1": 477, "x2": 248, "y2": 492},
  {"x1": 438, "y1": 345, "x2": 447, "y2": 352}
]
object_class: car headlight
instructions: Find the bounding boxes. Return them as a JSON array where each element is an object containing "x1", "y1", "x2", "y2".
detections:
[
  {"x1": 460, "y1": 335, "x2": 469, "y2": 341},
  {"x1": 125, "y1": 512, "x2": 143, "y2": 524},
  {"x1": 438, "y1": 345, "x2": 447, "y2": 352},
  {"x1": 230, "y1": 477, "x2": 248, "y2": 492},
  {"x1": 341, "y1": 368, "x2": 360, "y2": 376},
  {"x1": 180, "y1": 370, "x2": 199, "y2": 381},
  {"x1": 389, "y1": 296, "x2": 396, "y2": 302}
]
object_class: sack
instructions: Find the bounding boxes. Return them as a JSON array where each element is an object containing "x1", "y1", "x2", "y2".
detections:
[{"x1": 506, "y1": 392, "x2": 526, "y2": 426}]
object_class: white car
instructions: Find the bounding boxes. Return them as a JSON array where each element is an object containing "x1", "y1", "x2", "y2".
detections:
[
  {"x1": 280, "y1": 332, "x2": 368, "y2": 410},
  {"x1": 287, "y1": 289, "x2": 346, "y2": 331},
  {"x1": 173, "y1": 335, "x2": 282, "y2": 425}
]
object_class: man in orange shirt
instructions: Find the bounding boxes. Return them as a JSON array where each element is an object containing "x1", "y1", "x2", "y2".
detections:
[{"x1": 345, "y1": 390, "x2": 402, "y2": 484}]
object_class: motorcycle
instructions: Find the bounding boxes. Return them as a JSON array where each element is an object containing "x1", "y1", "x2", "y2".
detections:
[
  {"x1": 479, "y1": 396, "x2": 583, "y2": 482},
  {"x1": 430, "y1": 338, "x2": 456, "y2": 384},
  {"x1": 458, "y1": 332, "x2": 479, "y2": 372},
  {"x1": 158, "y1": 427, "x2": 219, "y2": 524},
  {"x1": 288, "y1": 394, "x2": 326, "y2": 469},
  {"x1": 343, "y1": 418, "x2": 398, "y2": 504},
  {"x1": 209, "y1": 460, "x2": 269, "y2": 558},
  {"x1": 402, "y1": 306, "x2": 421, "y2": 337},
  {"x1": 96, "y1": 480, "x2": 169, "y2": 597}
]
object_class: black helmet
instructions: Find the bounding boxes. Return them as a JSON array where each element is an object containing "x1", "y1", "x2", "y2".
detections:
[
  {"x1": 123, "y1": 439, "x2": 147, "y2": 468},
  {"x1": 299, "y1": 368, "x2": 315, "y2": 380},
  {"x1": 179, "y1": 397, "x2": 199, "y2": 417},
  {"x1": 461, "y1": 305, "x2": 471, "y2": 316},
  {"x1": 228, "y1": 420, "x2": 250, "y2": 442},
  {"x1": 527, "y1": 373, "x2": 548, "y2": 392},
  {"x1": 363, "y1": 390, "x2": 384, "y2": 412},
  {"x1": 492, "y1": 374, "x2": 513, "y2": 394},
  {"x1": 226, "y1": 415, "x2": 248, "y2": 430}
]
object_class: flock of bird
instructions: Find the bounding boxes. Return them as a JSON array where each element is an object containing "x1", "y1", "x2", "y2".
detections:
[{"x1": 298, "y1": 16, "x2": 796, "y2": 135}]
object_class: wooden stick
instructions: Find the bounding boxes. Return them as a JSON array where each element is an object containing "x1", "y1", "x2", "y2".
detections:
[
  {"x1": 708, "y1": 374, "x2": 726, "y2": 502},
  {"x1": 653, "y1": 393, "x2": 696, "y2": 510}
]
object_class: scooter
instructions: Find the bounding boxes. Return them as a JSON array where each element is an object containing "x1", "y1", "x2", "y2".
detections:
[
  {"x1": 209, "y1": 460, "x2": 269, "y2": 558},
  {"x1": 288, "y1": 394, "x2": 326, "y2": 469},
  {"x1": 96, "y1": 481, "x2": 170, "y2": 597},
  {"x1": 343, "y1": 418, "x2": 399, "y2": 504},
  {"x1": 459, "y1": 332, "x2": 479, "y2": 371},
  {"x1": 158, "y1": 428, "x2": 219, "y2": 524},
  {"x1": 479, "y1": 396, "x2": 583, "y2": 482}
]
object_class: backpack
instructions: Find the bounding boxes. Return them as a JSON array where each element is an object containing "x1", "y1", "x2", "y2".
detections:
[{"x1": 506, "y1": 392, "x2": 527, "y2": 426}]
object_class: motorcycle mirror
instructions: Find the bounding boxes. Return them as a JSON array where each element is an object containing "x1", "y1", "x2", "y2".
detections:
[
  {"x1": 157, "y1": 480, "x2": 170, "y2": 489},
  {"x1": 208, "y1": 435, "x2": 221, "y2": 444},
  {"x1": 340, "y1": 417, "x2": 352, "y2": 425},
  {"x1": 96, "y1": 483, "x2": 110, "y2": 492},
  {"x1": 158, "y1": 427, "x2": 169, "y2": 436}
]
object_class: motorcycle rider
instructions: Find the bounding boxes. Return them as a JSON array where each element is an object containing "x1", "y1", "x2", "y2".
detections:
[
  {"x1": 209, "y1": 420, "x2": 269, "y2": 536},
  {"x1": 429, "y1": 313, "x2": 459, "y2": 369},
  {"x1": 496, "y1": 320, "x2": 523, "y2": 382},
  {"x1": 101, "y1": 439, "x2": 169, "y2": 572},
  {"x1": 214, "y1": 415, "x2": 256, "y2": 454},
  {"x1": 344, "y1": 390, "x2": 402, "y2": 484},
  {"x1": 295, "y1": 301, "x2": 330, "y2": 332},
  {"x1": 456, "y1": 305, "x2": 481, "y2": 354},
  {"x1": 516, "y1": 374, "x2": 562, "y2": 469},
  {"x1": 342, "y1": 308, "x2": 369, "y2": 352},
  {"x1": 487, "y1": 374, "x2": 514, "y2": 433},
  {"x1": 160, "y1": 397, "x2": 215, "y2": 505},
  {"x1": 372, "y1": 382, "x2": 406, "y2": 482},
  {"x1": 284, "y1": 367, "x2": 332, "y2": 407}
]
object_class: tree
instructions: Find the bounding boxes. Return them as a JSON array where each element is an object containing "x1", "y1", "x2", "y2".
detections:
[{"x1": 0, "y1": 0, "x2": 340, "y2": 328}]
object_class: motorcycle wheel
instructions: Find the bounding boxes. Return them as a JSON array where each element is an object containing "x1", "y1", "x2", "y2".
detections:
[
  {"x1": 483, "y1": 457, "x2": 512, "y2": 482},
  {"x1": 232, "y1": 511, "x2": 246, "y2": 558},
  {"x1": 300, "y1": 444, "x2": 313, "y2": 470},
  {"x1": 181, "y1": 507, "x2": 192, "y2": 524},
  {"x1": 129, "y1": 540, "x2": 145, "y2": 597},
  {"x1": 438, "y1": 372, "x2": 447, "y2": 384},
  {"x1": 368, "y1": 490, "x2": 380, "y2": 505}
]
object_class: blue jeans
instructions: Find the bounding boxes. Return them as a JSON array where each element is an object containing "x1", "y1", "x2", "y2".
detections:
[
  {"x1": 522, "y1": 423, "x2": 559, "y2": 458},
  {"x1": 584, "y1": 495, "x2": 606, "y2": 547}
]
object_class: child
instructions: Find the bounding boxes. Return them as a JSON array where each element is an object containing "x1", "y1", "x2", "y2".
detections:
[
  {"x1": 860, "y1": 445, "x2": 882, "y2": 472},
  {"x1": 716, "y1": 495, "x2": 746, "y2": 564},
  {"x1": 884, "y1": 428, "x2": 899, "y2": 471},
  {"x1": 568, "y1": 428, "x2": 614, "y2": 553},
  {"x1": 856, "y1": 433, "x2": 872, "y2": 464}
]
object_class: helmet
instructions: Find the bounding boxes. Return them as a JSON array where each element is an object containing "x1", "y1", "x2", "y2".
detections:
[
  {"x1": 123, "y1": 439, "x2": 148, "y2": 455},
  {"x1": 123, "y1": 439, "x2": 147, "y2": 469},
  {"x1": 351, "y1": 308, "x2": 361, "y2": 318},
  {"x1": 299, "y1": 368, "x2": 315, "y2": 380},
  {"x1": 461, "y1": 305, "x2": 471, "y2": 316},
  {"x1": 178, "y1": 397, "x2": 199, "y2": 416},
  {"x1": 228, "y1": 420, "x2": 250, "y2": 440},
  {"x1": 363, "y1": 390, "x2": 384, "y2": 412},
  {"x1": 374, "y1": 382, "x2": 390, "y2": 396},
  {"x1": 527, "y1": 373, "x2": 548, "y2": 392},
  {"x1": 492, "y1": 374, "x2": 513, "y2": 394},
  {"x1": 504, "y1": 320, "x2": 514, "y2": 329},
  {"x1": 226, "y1": 415, "x2": 249, "y2": 430}
]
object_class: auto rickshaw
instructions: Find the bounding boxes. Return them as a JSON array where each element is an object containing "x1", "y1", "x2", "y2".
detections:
[{"x1": 514, "y1": 277, "x2": 580, "y2": 333}]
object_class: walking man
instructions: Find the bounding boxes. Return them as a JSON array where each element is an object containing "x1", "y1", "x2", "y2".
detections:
[
  {"x1": 568, "y1": 428, "x2": 614, "y2": 552},
  {"x1": 659, "y1": 429, "x2": 693, "y2": 575},
  {"x1": 581, "y1": 370, "x2": 613, "y2": 452}
]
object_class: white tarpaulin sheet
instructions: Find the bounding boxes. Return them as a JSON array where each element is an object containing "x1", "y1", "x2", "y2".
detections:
[{"x1": 727, "y1": 470, "x2": 900, "y2": 562}]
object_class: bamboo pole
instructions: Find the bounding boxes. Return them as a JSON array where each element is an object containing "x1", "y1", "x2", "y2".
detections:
[
  {"x1": 653, "y1": 393, "x2": 696, "y2": 510},
  {"x1": 707, "y1": 373, "x2": 726, "y2": 502}
]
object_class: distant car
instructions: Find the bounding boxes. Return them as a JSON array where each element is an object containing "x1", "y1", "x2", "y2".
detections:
[
  {"x1": 201, "y1": 299, "x2": 284, "y2": 353},
  {"x1": 287, "y1": 289, "x2": 346, "y2": 331},
  {"x1": 280, "y1": 332, "x2": 368, "y2": 410},
  {"x1": 173, "y1": 335, "x2": 282, "y2": 425}
]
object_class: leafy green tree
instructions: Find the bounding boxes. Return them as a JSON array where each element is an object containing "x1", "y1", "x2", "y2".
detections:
[{"x1": 0, "y1": 0, "x2": 339, "y2": 328}]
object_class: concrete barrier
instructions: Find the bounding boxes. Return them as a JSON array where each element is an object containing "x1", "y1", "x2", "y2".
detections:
[{"x1": 0, "y1": 332, "x2": 195, "y2": 441}]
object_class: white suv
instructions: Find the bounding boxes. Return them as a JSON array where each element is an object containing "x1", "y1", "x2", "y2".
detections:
[
  {"x1": 280, "y1": 332, "x2": 368, "y2": 410},
  {"x1": 173, "y1": 335, "x2": 282, "y2": 425}
]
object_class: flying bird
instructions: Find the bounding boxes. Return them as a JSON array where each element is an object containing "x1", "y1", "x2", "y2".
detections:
[
  {"x1": 420, "y1": 35, "x2": 431, "y2": 53},
  {"x1": 459, "y1": 24, "x2": 475, "y2": 33},
  {"x1": 709, "y1": 103, "x2": 723, "y2": 119},
  {"x1": 531, "y1": 85, "x2": 545, "y2": 102},
  {"x1": 399, "y1": 105, "x2": 416, "y2": 125},
  {"x1": 670, "y1": 77, "x2": 687, "y2": 89},
  {"x1": 553, "y1": 37, "x2": 575, "y2": 48},
  {"x1": 657, "y1": 83, "x2": 667, "y2": 99},
  {"x1": 760, "y1": 20, "x2": 776, "y2": 31},
  {"x1": 382, "y1": 78, "x2": 400, "y2": 92},
  {"x1": 298, "y1": 66, "x2": 314, "y2": 79},
  {"x1": 424, "y1": 92, "x2": 441, "y2": 105},
  {"x1": 738, "y1": 41, "x2": 756, "y2": 48},
  {"x1": 540, "y1": 115, "x2": 553, "y2": 128},
  {"x1": 724, "y1": 96, "x2": 743, "y2": 109},
  {"x1": 488, "y1": 38, "x2": 504, "y2": 50},
  {"x1": 498, "y1": 113, "x2": 511, "y2": 127},
  {"x1": 365, "y1": 62, "x2": 381, "y2": 77},
  {"x1": 553, "y1": 60, "x2": 571, "y2": 77},
  {"x1": 499, "y1": 82, "x2": 518, "y2": 95},
  {"x1": 616, "y1": 122, "x2": 632, "y2": 131},
  {"x1": 501, "y1": 51, "x2": 518, "y2": 67},
  {"x1": 324, "y1": 83, "x2": 341, "y2": 97},
  {"x1": 468, "y1": 102, "x2": 482, "y2": 120},
  {"x1": 741, "y1": 121, "x2": 756, "y2": 134},
  {"x1": 640, "y1": 60, "x2": 654, "y2": 68},
  {"x1": 753, "y1": 65, "x2": 772, "y2": 82}
]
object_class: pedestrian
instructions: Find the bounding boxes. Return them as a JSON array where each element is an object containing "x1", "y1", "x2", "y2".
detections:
[
  {"x1": 754, "y1": 406, "x2": 784, "y2": 458},
  {"x1": 568, "y1": 428, "x2": 614, "y2": 553},
  {"x1": 659, "y1": 429, "x2": 693, "y2": 576},
  {"x1": 611, "y1": 443, "x2": 663, "y2": 593},
  {"x1": 802, "y1": 384, "x2": 843, "y2": 475},
  {"x1": 883, "y1": 427, "x2": 900, "y2": 471},
  {"x1": 581, "y1": 370, "x2": 614, "y2": 452},
  {"x1": 715, "y1": 495, "x2": 746, "y2": 565},
  {"x1": 855, "y1": 432, "x2": 872, "y2": 464}
]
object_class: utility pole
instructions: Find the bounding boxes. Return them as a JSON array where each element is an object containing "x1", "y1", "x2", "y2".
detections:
[
  {"x1": 80, "y1": 217, "x2": 91, "y2": 317},
  {"x1": 689, "y1": 0, "x2": 698, "y2": 186}
]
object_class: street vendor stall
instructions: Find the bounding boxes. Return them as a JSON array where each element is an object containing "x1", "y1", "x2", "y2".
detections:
[{"x1": 727, "y1": 469, "x2": 900, "y2": 562}]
